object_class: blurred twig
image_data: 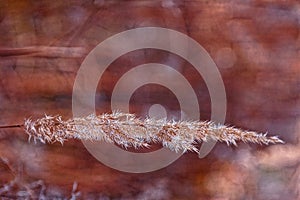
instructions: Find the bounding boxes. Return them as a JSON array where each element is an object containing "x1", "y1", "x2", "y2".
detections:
[{"x1": 0, "y1": 46, "x2": 87, "y2": 58}]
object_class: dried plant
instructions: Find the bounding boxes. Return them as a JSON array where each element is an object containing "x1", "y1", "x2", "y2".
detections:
[{"x1": 23, "y1": 111, "x2": 284, "y2": 153}]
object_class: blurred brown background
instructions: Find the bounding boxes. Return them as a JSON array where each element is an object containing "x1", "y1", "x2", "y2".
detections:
[{"x1": 0, "y1": 0, "x2": 299, "y2": 199}]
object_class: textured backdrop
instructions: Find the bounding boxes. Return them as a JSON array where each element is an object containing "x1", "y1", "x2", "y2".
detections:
[{"x1": 0, "y1": 0, "x2": 299, "y2": 199}]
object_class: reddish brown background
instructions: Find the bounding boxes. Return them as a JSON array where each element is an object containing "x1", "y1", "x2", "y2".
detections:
[{"x1": 0, "y1": 0, "x2": 299, "y2": 199}]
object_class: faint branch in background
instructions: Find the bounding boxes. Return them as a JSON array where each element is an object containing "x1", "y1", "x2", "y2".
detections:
[
  {"x1": 0, "y1": 46, "x2": 87, "y2": 58},
  {"x1": 21, "y1": 111, "x2": 284, "y2": 154},
  {"x1": 0, "y1": 158, "x2": 80, "y2": 199},
  {"x1": 0, "y1": 157, "x2": 35, "y2": 198},
  {"x1": 1, "y1": 156, "x2": 80, "y2": 199},
  {"x1": 70, "y1": 182, "x2": 81, "y2": 200}
]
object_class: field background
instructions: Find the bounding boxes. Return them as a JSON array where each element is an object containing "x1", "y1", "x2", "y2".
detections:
[{"x1": 0, "y1": 0, "x2": 299, "y2": 199}]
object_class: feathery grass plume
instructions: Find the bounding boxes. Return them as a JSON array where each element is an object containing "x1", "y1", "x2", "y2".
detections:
[{"x1": 24, "y1": 111, "x2": 284, "y2": 153}]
